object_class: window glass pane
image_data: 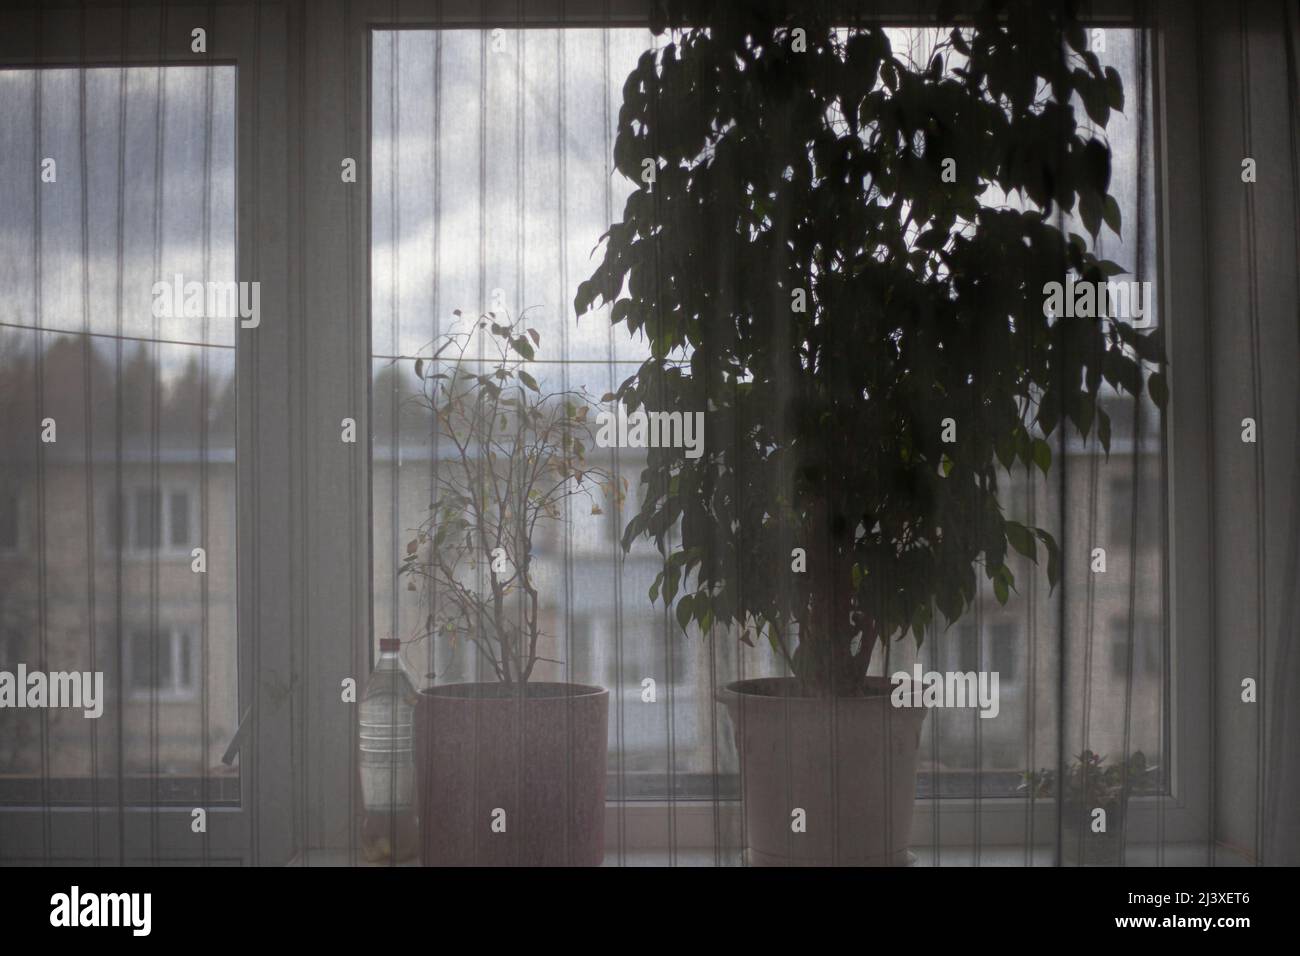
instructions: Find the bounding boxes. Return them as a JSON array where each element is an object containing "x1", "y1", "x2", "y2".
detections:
[
  {"x1": 0, "y1": 489, "x2": 17, "y2": 550},
  {"x1": 131, "y1": 631, "x2": 155, "y2": 692},
  {"x1": 135, "y1": 489, "x2": 161, "y2": 550},
  {"x1": 170, "y1": 491, "x2": 190, "y2": 548},
  {"x1": 178, "y1": 630, "x2": 193, "y2": 693},
  {"x1": 107, "y1": 491, "x2": 121, "y2": 551},
  {"x1": 991, "y1": 624, "x2": 1017, "y2": 683},
  {"x1": 0, "y1": 64, "x2": 239, "y2": 806},
  {"x1": 369, "y1": 27, "x2": 1162, "y2": 803}
]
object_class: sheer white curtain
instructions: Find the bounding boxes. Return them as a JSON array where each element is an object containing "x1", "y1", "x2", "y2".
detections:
[
  {"x1": 364, "y1": 1, "x2": 1297, "y2": 866},
  {"x1": 0, "y1": 63, "x2": 239, "y2": 806},
  {"x1": 369, "y1": 13, "x2": 1156, "y2": 862},
  {"x1": 1, "y1": 0, "x2": 1296, "y2": 868}
]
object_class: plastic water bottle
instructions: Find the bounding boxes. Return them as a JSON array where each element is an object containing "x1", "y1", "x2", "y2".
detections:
[{"x1": 359, "y1": 637, "x2": 419, "y2": 862}]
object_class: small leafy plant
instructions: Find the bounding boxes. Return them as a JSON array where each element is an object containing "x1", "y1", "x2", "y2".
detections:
[
  {"x1": 1024, "y1": 750, "x2": 1158, "y2": 863},
  {"x1": 399, "y1": 312, "x2": 617, "y2": 688},
  {"x1": 1021, "y1": 749, "x2": 1160, "y2": 810}
]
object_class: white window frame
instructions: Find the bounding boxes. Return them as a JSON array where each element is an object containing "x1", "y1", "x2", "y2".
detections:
[
  {"x1": 0, "y1": 0, "x2": 1235, "y2": 868},
  {"x1": 334, "y1": 0, "x2": 1220, "y2": 862},
  {"x1": 0, "y1": 0, "x2": 295, "y2": 866}
]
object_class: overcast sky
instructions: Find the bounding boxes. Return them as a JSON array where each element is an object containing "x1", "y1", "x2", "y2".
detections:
[
  {"x1": 0, "y1": 65, "x2": 237, "y2": 353},
  {"x1": 0, "y1": 27, "x2": 1150, "y2": 396}
]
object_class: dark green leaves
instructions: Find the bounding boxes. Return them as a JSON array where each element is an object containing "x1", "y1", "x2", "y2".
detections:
[
  {"x1": 575, "y1": 0, "x2": 1166, "y2": 694},
  {"x1": 676, "y1": 592, "x2": 695, "y2": 633},
  {"x1": 1102, "y1": 195, "x2": 1122, "y2": 236},
  {"x1": 1104, "y1": 66, "x2": 1125, "y2": 112},
  {"x1": 509, "y1": 335, "x2": 535, "y2": 361},
  {"x1": 1147, "y1": 371, "x2": 1169, "y2": 409},
  {"x1": 1036, "y1": 528, "x2": 1063, "y2": 591},
  {"x1": 992, "y1": 564, "x2": 1013, "y2": 605},
  {"x1": 1005, "y1": 520, "x2": 1037, "y2": 561},
  {"x1": 1032, "y1": 439, "x2": 1052, "y2": 477}
]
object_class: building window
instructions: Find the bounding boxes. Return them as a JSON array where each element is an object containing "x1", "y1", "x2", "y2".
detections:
[
  {"x1": 0, "y1": 628, "x2": 20, "y2": 669},
  {"x1": 0, "y1": 488, "x2": 20, "y2": 553},
  {"x1": 1110, "y1": 617, "x2": 1161, "y2": 677},
  {"x1": 109, "y1": 486, "x2": 197, "y2": 555},
  {"x1": 989, "y1": 623, "x2": 1017, "y2": 683},
  {"x1": 127, "y1": 627, "x2": 198, "y2": 701},
  {"x1": 134, "y1": 489, "x2": 161, "y2": 550},
  {"x1": 169, "y1": 491, "x2": 191, "y2": 549},
  {"x1": 948, "y1": 623, "x2": 980, "y2": 673}
]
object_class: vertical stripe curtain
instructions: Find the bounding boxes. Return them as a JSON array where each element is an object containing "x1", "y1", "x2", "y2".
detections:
[{"x1": 0, "y1": 0, "x2": 1297, "y2": 867}]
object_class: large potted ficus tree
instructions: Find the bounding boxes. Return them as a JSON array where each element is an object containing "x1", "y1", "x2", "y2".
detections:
[
  {"x1": 402, "y1": 313, "x2": 616, "y2": 866},
  {"x1": 575, "y1": 0, "x2": 1167, "y2": 865}
]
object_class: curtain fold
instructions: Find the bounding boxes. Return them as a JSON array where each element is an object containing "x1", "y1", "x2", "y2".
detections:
[{"x1": 1258, "y1": 0, "x2": 1300, "y2": 867}]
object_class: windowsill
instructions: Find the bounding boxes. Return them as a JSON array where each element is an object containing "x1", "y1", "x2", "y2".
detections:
[
  {"x1": 115, "y1": 552, "x2": 196, "y2": 561},
  {"x1": 290, "y1": 843, "x2": 1253, "y2": 867},
  {"x1": 126, "y1": 694, "x2": 201, "y2": 704}
]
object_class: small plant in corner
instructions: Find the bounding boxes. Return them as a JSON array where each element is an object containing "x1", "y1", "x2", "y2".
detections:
[
  {"x1": 1023, "y1": 750, "x2": 1160, "y2": 864},
  {"x1": 1022, "y1": 749, "x2": 1161, "y2": 807}
]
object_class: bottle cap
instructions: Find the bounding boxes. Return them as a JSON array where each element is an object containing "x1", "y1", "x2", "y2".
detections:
[{"x1": 379, "y1": 638, "x2": 401, "y2": 652}]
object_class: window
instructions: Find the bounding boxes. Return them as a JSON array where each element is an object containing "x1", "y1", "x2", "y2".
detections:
[
  {"x1": 127, "y1": 626, "x2": 198, "y2": 702},
  {"x1": 2, "y1": 0, "x2": 1261, "y2": 866},
  {"x1": 170, "y1": 490, "x2": 191, "y2": 549},
  {"x1": 948, "y1": 623, "x2": 981, "y2": 674},
  {"x1": 0, "y1": 1, "x2": 300, "y2": 865},
  {"x1": 0, "y1": 628, "x2": 20, "y2": 670},
  {"x1": 0, "y1": 487, "x2": 20, "y2": 552},
  {"x1": 0, "y1": 61, "x2": 245, "y2": 829},
  {"x1": 134, "y1": 489, "x2": 161, "y2": 550},
  {"x1": 368, "y1": 23, "x2": 1168, "y2": 819},
  {"x1": 107, "y1": 485, "x2": 198, "y2": 555},
  {"x1": 1110, "y1": 616, "x2": 1160, "y2": 677},
  {"x1": 989, "y1": 624, "x2": 1017, "y2": 684}
]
